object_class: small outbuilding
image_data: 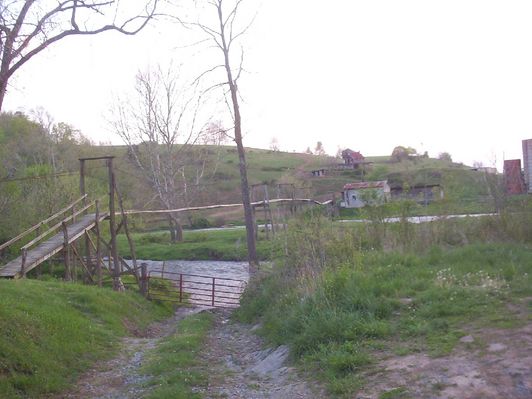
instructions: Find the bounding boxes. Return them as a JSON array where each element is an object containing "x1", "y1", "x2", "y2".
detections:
[
  {"x1": 390, "y1": 183, "x2": 444, "y2": 204},
  {"x1": 341, "y1": 181, "x2": 390, "y2": 208},
  {"x1": 341, "y1": 149, "x2": 365, "y2": 166},
  {"x1": 311, "y1": 169, "x2": 326, "y2": 177}
]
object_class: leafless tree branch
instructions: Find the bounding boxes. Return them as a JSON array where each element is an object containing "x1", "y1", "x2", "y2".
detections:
[{"x1": 0, "y1": 0, "x2": 160, "y2": 111}]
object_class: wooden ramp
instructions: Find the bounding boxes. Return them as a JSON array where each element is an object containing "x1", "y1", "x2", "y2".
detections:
[{"x1": 0, "y1": 213, "x2": 108, "y2": 278}]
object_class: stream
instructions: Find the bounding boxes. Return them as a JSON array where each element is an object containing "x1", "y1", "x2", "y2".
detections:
[{"x1": 130, "y1": 259, "x2": 250, "y2": 282}]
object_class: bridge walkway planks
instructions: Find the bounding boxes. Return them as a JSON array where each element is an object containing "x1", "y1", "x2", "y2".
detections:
[{"x1": 0, "y1": 213, "x2": 108, "y2": 279}]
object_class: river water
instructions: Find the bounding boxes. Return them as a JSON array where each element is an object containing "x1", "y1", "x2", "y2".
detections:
[
  {"x1": 126, "y1": 260, "x2": 250, "y2": 307},
  {"x1": 133, "y1": 259, "x2": 250, "y2": 282}
]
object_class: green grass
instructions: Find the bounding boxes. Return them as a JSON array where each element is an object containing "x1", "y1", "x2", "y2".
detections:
[
  {"x1": 379, "y1": 387, "x2": 409, "y2": 398},
  {"x1": 117, "y1": 228, "x2": 280, "y2": 261},
  {"x1": 236, "y1": 219, "x2": 532, "y2": 398},
  {"x1": 0, "y1": 279, "x2": 174, "y2": 398},
  {"x1": 142, "y1": 312, "x2": 214, "y2": 399}
]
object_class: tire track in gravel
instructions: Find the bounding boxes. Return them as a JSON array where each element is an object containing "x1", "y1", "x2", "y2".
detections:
[
  {"x1": 60, "y1": 306, "x2": 204, "y2": 399},
  {"x1": 197, "y1": 308, "x2": 324, "y2": 399}
]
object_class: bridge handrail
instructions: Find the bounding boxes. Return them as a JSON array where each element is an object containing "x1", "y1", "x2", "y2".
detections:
[
  {"x1": 0, "y1": 194, "x2": 88, "y2": 252},
  {"x1": 124, "y1": 198, "x2": 332, "y2": 215},
  {"x1": 21, "y1": 200, "x2": 97, "y2": 251}
]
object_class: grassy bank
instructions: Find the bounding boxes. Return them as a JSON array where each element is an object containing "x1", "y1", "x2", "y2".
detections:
[
  {"x1": 117, "y1": 228, "x2": 280, "y2": 261},
  {"x1": 0, "y1": 279, "x2": 173, "y2": 398},
  {"x1": 236, "y1": 215, "x2": 532, "y2": 397},
  {"x1": 142, "y1": 312, "x2": 214, "y2": 399}
]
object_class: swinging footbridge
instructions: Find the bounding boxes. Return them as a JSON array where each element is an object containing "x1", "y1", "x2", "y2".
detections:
[
  {"x1": 0, "y1": 156, "x2": 139, "y2": 288},
  {"x1": 0, "y1": 156, "x2": 332, "y2": 305},
  {"x1": 0, "y1": 201, "x2": 107, "y2": 279}
]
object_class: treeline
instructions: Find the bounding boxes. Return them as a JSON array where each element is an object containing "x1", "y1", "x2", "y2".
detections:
[
  {"x1": 0, "y1": 112, "x2": 98, "y2": 242},
  {"x1": 0, "y1": 111, "x2": 230, "y2": 244}
]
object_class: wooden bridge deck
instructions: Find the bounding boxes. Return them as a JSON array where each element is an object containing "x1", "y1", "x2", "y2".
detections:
[{"x1": 0, "y1": 213, "x2": 108, "y2": 279}]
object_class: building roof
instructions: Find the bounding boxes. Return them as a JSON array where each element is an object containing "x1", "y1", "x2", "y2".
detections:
[
  {"x1": 343, "y1": 181, "x2": 388, "y2": 190},
  {"x1": 341, "y1": 149, "x2": 364, "y2": 160}
]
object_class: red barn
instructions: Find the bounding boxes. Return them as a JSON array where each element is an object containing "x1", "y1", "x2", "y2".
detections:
[{"x1": 341, "y1": 149, "x2": 364, "y2": 165}]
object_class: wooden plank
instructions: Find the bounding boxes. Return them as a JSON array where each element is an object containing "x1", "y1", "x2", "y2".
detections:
[
  {"x1": 0, "y1": 195, "x2": 88, "y2": 252},
  {"x1": 22, "y1": 203, "x2": 97, "y2": 250},
  {"x1": 0, "y1": 213, "x2": 108, "y2": 278}
]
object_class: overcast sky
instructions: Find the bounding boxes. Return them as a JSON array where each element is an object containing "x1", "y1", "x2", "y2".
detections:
[{"x1": 5, "y1": 0, "x2": 532, "y2": 170}]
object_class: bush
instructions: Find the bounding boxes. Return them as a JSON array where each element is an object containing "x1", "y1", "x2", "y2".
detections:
[{"x1": 189, "y1": 217, "x2": 211, "y2": 230}]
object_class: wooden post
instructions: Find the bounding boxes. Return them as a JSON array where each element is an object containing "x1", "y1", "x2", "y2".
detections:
[
  {"x1": 62, "y1": 221, "x2": 71, "y2": 281},
  {"x1": 73, "y1": 241, "x2": 79, "y2": 282},
  {"x1": 116, "y1": 184, "x2": 139, "y2": 281},
  {"x1": 179, "y1": 274, "x2": 183, "y2": 303},
  {"x1": 330, "y1": 192, "x2": 338, "y2": 217},
  {"x1": 291, "y1": 184, "x2": 296, "y2": 215},
  {"x1": 140, "y1": 262, "x2": 148, "y2": 297},
  {"x1": 250, "y1": 186, "x2": 259, "y2": 240},
  {"x1": 212, "y1": 277, "x2": 215, "y2": 307},
  {"x1": 20, "y1": 248, "x2": 27, "y2": 278},
  {"x1": 95, "y1": 200, "x2": 102, "y2": 287},
  {"x1": 79, "y1": 158, "x2": 93, "y2": 276},
  {"x1": 107, "y1": 158, "x2": 122, "y2": 291},
  {"x1": 264, "y1": 184, "x2": 275, "y2": 237},
  {"x1": 79, "y1": 159, "x2": 86, "y2": 208},
  {"x1": 252, "y1": 204, "x2": 258, "y2": 240}
]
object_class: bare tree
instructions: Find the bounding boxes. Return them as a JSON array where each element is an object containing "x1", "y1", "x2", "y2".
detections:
[
  {"x1": 0, "y1": 0, "x2": 159, "y2": 111},
  {"x1": 112, "y1": 67, "x2": 211, "y2": 242},
  {"x1": 269, "y1": 137, "x2": 279, "y2": 152},
  {"x1": 191, "y1": 0, "x2": 259, "y2": 271},
  {"x1": 179, "y1": 120, "x2": 229, "y2": 216},
  {"x1": 314, "y1": 141, "x2": 325, "y2": 156}
]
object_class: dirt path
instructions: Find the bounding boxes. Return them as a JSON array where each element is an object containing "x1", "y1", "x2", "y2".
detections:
[
  {"x1": 197, "y1": 308, "x2": 324, "y2": 399},
  {"x1": 61, "y1": 306, "x2": 321, "y2": 399},
  {"x1": 61, "y1": 306, "x2": 203, "y2": 399}
]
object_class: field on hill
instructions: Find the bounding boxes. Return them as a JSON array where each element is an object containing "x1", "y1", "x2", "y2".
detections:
[{"x1": 0, "y1": 109, "x2": 494, "y2": 243}]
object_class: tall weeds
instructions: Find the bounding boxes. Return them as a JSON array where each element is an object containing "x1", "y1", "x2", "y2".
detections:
[{"x1": 237, "y1": 198, "x2": 532, "y2": 397}]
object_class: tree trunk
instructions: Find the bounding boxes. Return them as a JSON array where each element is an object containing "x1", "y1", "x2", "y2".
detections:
[
  {"x1": 169, "y1": 217, "x2": 176, "y2": 242},
  {"x1": 168, "y1": 215, "x2": 183, "y2": 243},
  {"x1": 0, "y1": 77, "x2": 7, "y2": 112},
  {"x1": 175, "y1": 220, "x2": 183, "y2": 242},
  {"x1": 216, "y1": 5, "x2": 258, "y2": 273}
]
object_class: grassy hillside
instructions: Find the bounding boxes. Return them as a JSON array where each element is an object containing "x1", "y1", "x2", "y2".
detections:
[
  {"x1": 0, "y1": 279, "x2": 173, "y2": 398},
  {"x1": 93, "y1": 144, "x2": 484, "y2": 205},
  {"x1": 118, "y1": 148, "x2": 491, "y2": 234}
]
